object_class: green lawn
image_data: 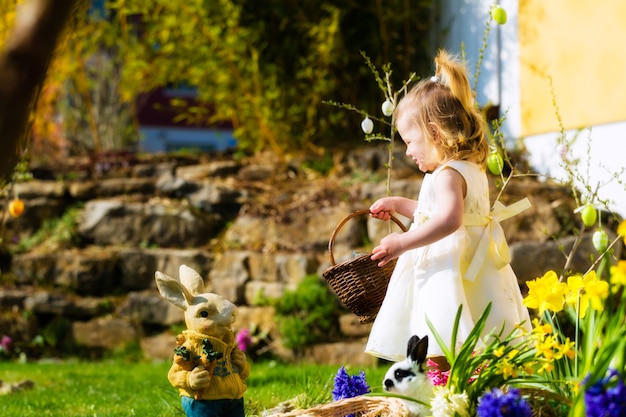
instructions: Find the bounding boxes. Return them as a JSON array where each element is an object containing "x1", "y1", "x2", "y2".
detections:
[{"x1": 0, "y1": 359, "x2": 388, "y2": 416}]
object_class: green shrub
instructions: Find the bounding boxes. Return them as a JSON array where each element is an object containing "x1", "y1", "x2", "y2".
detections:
[{"x1": 272, "y1": 275, "x2": 345, "y2": 351}]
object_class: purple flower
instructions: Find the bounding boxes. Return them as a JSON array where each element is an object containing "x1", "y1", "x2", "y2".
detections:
[
  {"x1": 0, "y1": 335, "x2": 11, "y2": 352},
  {"x1": 476, "y1": 388, "x2": 532, "y2": 417},
  {"x1": 584, "y1": 369, "x2": 626, "y2": 417},
  {"x1": 235, "y1": 328, "x2": 252, "y2": 352},
  {"x1": 331, "y1": 366, "x2": 370, "y2": 403}
]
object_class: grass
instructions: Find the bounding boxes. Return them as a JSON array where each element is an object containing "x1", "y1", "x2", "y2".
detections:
[{"x1": 0, "y1": 359, "x2": 389, "y2": 417}]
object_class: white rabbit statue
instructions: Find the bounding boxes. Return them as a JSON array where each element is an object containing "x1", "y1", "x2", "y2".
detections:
[{"x1": 155, "y1": 264, "x2": 250, "y2": 417}]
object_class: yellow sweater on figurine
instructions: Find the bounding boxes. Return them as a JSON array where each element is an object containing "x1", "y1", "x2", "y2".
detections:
[
  {"x1": 155, "y1": 265, "x2": 250, "y2": 417},
  {"x1": 168, "y1": 330, "x2": 249, "y2": 401}
]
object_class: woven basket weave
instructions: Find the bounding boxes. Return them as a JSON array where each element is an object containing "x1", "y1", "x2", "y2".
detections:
[
  {"x1": 322, "y1": 209, "x2": 408, "y2": 324},
  {"x1": 268, "y1": 395, "x2": 409, "y2": 417}
]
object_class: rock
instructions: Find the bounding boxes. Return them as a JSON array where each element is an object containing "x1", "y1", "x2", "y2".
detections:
[
  {"x1": 79, "y1": 199, "x2": 221, "y2": 247},
  {"x1": 275, "y1": 253, "x2": 318, "y2": 285},
  {"x1": 187, "y1": 179, "x2": 245, "y2": 211},
  {"x1": 0, "y1": 289, "x2": 28, "y2": 309},
  {"x1": 116, "y1": 247, "x2": 215, "y2": 291},
  {"x1": 54, "y1": 248, "x2": 118, "y2": 295},
  {"x1": 224, "y1": 206, "x2": 363, "y2": 254},
  {"x1": 117, "y1": 291, "x2": 184, "y2": 326},
  {"x1": 303, "y1": 340, "x2": 378, "y2": 366},
  {"x1": 66, "y1": 297, "x2": 115, "y2": 320},
  {"x1": 14, "y1": 180, "x2": 66, "y2": 198},
  {"x1": 23, "y1": 292, "x2": 71, "y2": 315},
  {"x1": 176, "y1": 160, "x2": 241, "y2": 180},
  {"x1": 156, "y1": 171, "x2": 200, "y2": 196},
  {"x1": 4, "y1": 195, "x2": 68, "y2": 236},
  {"x1": 339, "y1": 314, "x2": 372, "y2": 338},
  {"x1": 237, "y1": 164, "x2": 274, "y2": 182},
  {"x1": 68, "y1": 177, "x2": 155, "y2": 200},
  {"x1": 117, "y1": 248, "x2": 159, "y2": 291},
  {"x1": 209, "y1": 251, "x2": 250, "y2": 304},
  {"x1": 141, "y1": 331, "x2": 178, "y2": 361},
  {"x1": 72, "y1": 317, "x2": 137, "y2": 349},
  {"x1": 11, "y1": 252, "x2": 57, "y2": 286},
  {"x1": 496, "y1": 179, "x2": 577, "y2": 243},
  {"x1": 234, "y1": 306, "x2": 277, "y2": 336},
  {"x1": 244, "y1": 281, "x2": 286, "y2": 305},
  {"x1": 511, "y1": 230, "x2": 622, "y2": 291},
  {"x1": 247, "y1": 252, "x2": 317, "y2": 284}
]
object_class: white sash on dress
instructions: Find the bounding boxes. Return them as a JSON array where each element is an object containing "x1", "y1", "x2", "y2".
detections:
[{"x1": 462, "y1": 197, "x2": 531, "y2": 282}]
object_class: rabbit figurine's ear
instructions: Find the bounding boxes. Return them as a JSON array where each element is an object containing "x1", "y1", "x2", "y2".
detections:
[
  {"x1": 178, "y1": 264, "x2": 207, "y2": 295},
  {"x1": 155, "y1": 271, "x2": 195, "y2": 310}
]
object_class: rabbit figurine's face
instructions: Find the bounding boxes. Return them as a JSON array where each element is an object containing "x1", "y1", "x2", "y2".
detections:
[
  {"x1": 155, "y1": 265, "x2": 237, "y2": 339},
  {"x1": 185, "y1": 293, "x2": 236, "y2": 337}
]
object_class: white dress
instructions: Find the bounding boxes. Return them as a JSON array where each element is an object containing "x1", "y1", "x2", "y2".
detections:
[{"x1": 365, "y1": 160, "x2": 532, "y2": 361}]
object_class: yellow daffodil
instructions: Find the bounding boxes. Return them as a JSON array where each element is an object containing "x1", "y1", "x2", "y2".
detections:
[
  {"x1": 523, "y1": 270, "x2": 568, "y2": 314},
  {"x1": 522, "y1": 364, "x2": 536, "y2": 376},
  {"x1": 538, "y1": 360, "x2": 554, "y2": 374},
  {"x1": 496, "y1": 358, "x2": 518, "y2": 379},
  {"x1": 535, "y1": 334, "x2": 557, "y2": 360},
  {"x1": 565, "y1": 271, "x2": 609, "y2": 318},
  {"x1": 610, "y1": 260, "x2": 626, "y2": 288},
  {"x1": 531, "y1": 318, "x2": 553, "y2": 336},
  {"x1": 493, "y1": 346, "x2": 505, "y2": 358},
  {"x1": 555, "y1": 337, "x2": 576, "y2": 360}
]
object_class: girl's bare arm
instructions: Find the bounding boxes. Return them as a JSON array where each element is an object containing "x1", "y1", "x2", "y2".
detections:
[{"x1": 371, "y1": 168, "x2": 465, "y2": 266}]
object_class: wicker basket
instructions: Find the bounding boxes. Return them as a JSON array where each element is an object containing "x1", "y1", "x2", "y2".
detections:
[
  {"x1": 322, "y1": 209, "x2": 408, "y2": 324},
  {"x1": 268, "y1": 395, "x2": 409, "y2": 417}
]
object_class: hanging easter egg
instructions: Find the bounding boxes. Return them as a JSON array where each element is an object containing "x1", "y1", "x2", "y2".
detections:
[
  {"x1": 8, "y1": 198, "x2": 24, "y2": 217},
  {"x1": 491, "y1": 5, "x2": 507, "y2": 25},
  {"x1": 580, "y1": 205, "x2": 597, "y2": 227},
  {"x1": 361, "y1": 117, "x2": 374, "y2": 134},
  {"x1": 487, "y1": 151, "x2": 504, "y2": 175},
  {"x1": 381, "y1": 99, "x2": 394, "y2": 117},
  {"x1": 592, "y1": 229, "x2": 608, "y2": 252}
]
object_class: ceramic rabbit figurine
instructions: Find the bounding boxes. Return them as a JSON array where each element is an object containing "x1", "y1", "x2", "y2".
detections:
[{"x1": 155, "y1": 265, "x2": 250, "y2": 417}]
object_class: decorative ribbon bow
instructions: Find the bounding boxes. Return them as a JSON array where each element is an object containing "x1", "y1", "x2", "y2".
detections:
[{"x1": 463, "y1": 197, "x2": 532, "y2": 282}]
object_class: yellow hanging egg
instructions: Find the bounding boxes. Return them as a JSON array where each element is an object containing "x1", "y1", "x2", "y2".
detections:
[{"x1": 8, "y1": 198, "x2": 24, "y2": 217}]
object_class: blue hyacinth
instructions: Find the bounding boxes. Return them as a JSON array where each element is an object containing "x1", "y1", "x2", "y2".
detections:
[
  {"x1": 331, "y1": 366, "x2": 371, "y2": 406},
  {"x1": 476, "y1": 387, "x2": 532, "y2": 417},
  {"x1": 584, "y1": 369, "x2": 626, "y2": 417}
]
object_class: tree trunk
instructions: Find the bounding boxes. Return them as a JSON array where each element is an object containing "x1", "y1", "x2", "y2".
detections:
[{"x1": 0, "y1": 0, "x2": 82, "y2": 181}]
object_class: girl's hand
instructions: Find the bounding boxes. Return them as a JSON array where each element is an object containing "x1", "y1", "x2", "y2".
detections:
[
  {"x1": 371, "y1": 232, "x2": 405, "y2": 267},
  {"x1": 369, "y1": 198, "x2": 395, "y2": 220}
]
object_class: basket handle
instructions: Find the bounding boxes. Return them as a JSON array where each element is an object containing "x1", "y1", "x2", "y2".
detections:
[{"x1": 328, "y1": 208, "x2": 409, "y2": 266}]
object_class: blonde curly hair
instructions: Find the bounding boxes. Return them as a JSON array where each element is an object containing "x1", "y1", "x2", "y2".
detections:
[{"x1": 395, "y1": 50, "x2": 489, "y2": 167}]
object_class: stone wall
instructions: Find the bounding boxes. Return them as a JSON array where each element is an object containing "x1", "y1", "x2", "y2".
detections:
[{"x1": 0, "y1": 148, "x2": 621, "y2": 366}]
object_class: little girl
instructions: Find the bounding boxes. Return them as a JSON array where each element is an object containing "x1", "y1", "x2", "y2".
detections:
[{"x1": 365, "y1": 50, "x2": 531, "y2": 364}]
